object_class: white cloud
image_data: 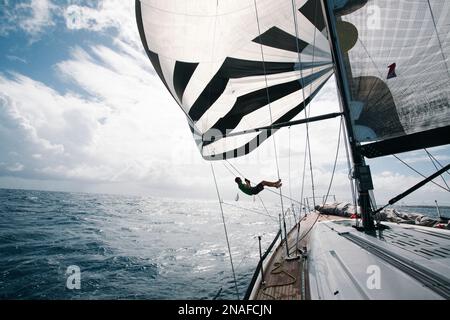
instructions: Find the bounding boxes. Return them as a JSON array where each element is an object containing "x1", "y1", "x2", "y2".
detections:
[
  {"x1": 63, "y1": 0, "x2": 141, "y2": 47},
  {"x1": 0, "y1": 29, "x2": 214, "y2": 197},
  {"x1": 19, "y1": 0, "x2": 57, "y2": 35},
  {"x1": 6, "y1": 162, "x2": 24, "y2": 172},
  {"x1": 0, "y1": 0, "x2": 58, "y2": 39},
  {"x1": 370, "y1": 171, "x2": 450, "y2": 205}
]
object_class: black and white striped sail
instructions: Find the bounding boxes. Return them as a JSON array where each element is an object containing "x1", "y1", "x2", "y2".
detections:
[
  {"x1": 136, "y1": 0, "x2": 333, "y2": 160},
  {"x1": 333, "y1": 0, "x2": 450, "y2": 157}
]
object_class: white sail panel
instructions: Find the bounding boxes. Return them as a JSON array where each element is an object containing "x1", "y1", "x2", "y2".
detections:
[{"x1": 136, "y1": 0, "x2": 333, "y2": 159}]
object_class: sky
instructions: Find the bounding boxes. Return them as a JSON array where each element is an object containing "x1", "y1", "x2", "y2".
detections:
[{"x1": 0, "y1": 0, "x2": 449, "y2": 206}]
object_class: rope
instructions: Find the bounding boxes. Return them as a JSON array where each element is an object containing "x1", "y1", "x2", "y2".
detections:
[
  {"x1": 290, "y1": 0, "x2": 320, "y2": 249},
  {"x1": 427, "y1": 0, "x2": 450, "y2": 81},
  {"x1": 342, "y1": 117, "x2": 359, "y2": 225},
  {"x1": 425, "y1": 149, "x2": 450, "y2": 190},
  {"x1": 426, "y1": 149, "x2": 450, "y2": 177},
  {"x1": 425, "y1": 149, "x2": 450, "y2": 175},
  {"x1": 288, "y1": 127, "x2": 293, "y2": 208},
  {"x1": 253, "y1": 0, "x2": 286, "y2": 240},
  {"x1": 297, "y1": 116, "x2": 342, "y2": 243},
  {"x1": 261, "y1": 260, "x2": 297, "y2": 299},
  {"x1": 292, "y1": 0, "x2": 318, "y2": 210},
  {"x1": 257, "y1": 195, "x2": 272, "y2": 218},
  {"x1": 290, "y1": 0, "x2": 317, "y2": 211},
  {"x1": 287, "y1": 127, "x2": 300, "y2": 226},
  {"x1": 322, "y1": 119, "x2": 342, "y2": 205},
  {"x1": 223, "y1": 161, "x2": 280, "y2": 213},
  {"x1": 235, "y1": 239, "x2": 261, "y2": 270},
  {"x1": 392, "y1": 154, "x2": 450, "y2": 192},
  {"x1": 222, "y1": 201, "x2": 277, "y2": 221},
  {"x1": 424, "y1": 149, "x2": 450, "y2": 175},
  {"x1": 224, "y1": 161, "x2": 303, "y2": 205},
  {"x1": 210, "y1": 163, "x2": 240, "y2": 299}
]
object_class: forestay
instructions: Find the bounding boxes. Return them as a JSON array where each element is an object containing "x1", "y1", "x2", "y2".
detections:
[{"x1": 136, "y1": 0, "x2": 333, "y2": 160}]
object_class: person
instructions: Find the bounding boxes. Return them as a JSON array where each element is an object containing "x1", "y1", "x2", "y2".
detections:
[{"x1": 235, "y1": 177, "x2": 281, "y2": 196}]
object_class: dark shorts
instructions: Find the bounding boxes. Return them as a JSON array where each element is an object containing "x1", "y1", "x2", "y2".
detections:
[{"x1": 251, "y1": 183, "x2": 264, "y2": 195}]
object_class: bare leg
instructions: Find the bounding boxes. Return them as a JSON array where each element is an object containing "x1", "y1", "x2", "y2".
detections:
[{"x1": 260, "y1": 179, "x2": 281, "y2": 188}]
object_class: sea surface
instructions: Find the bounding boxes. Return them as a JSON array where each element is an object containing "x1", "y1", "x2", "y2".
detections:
[
  {"x1": 0, "y1": 188, "x2": 448, "y2": 300},
  {"x1": 0, "y1": 188, "x2": 282, "y2": 299}
]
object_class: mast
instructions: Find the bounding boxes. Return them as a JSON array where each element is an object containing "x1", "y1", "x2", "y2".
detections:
[{"x1": 321, "y1": 0, "x2": 375, "y2": 230}]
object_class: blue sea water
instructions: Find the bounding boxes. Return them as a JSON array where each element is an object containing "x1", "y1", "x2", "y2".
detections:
[
  {"x1": 0, "y1": 188, "x2": 282, "y2": 300},
  {"x1": 0, "y1": 188, "x2": 448, "y2": 300}
]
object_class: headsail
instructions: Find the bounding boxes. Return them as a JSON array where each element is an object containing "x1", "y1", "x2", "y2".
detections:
[
  {"x1": 136, "y1": 0, "x2": 333, "y2": 160},
  {"x1": 332, "y1": 0, "x2": 450, "y2": 157}
]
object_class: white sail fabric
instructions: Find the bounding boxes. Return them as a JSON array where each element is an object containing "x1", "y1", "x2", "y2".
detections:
[
  {"x1": 336, "y1": 0, "x2": 450, "y2": 144},
  {"x1": 136, "y1": 0, "x2": 333, "y2": 160}
]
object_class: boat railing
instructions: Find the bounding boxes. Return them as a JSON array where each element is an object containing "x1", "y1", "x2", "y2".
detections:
[{"x1": 243, "y1": 229, "x2": 282, "y2": 300}]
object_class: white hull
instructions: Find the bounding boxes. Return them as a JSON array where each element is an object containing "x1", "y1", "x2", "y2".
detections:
[
  {"x1": 249, "y1": 214, "x2": 450, "y2": 300},
  {"x1": 308, "y1": 220, "x2": 450, "y2": 299}
]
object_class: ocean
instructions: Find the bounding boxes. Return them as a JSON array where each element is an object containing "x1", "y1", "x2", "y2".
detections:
[
  {"x1": 0, "y1": 188, "x2": 447, "y2": 300},
  {"x1": 0, "y1": 188, "x2": 281, "y2": 300}
]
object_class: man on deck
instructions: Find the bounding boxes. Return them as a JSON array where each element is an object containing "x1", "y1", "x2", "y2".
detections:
[{"x1": 235, "y1": 177, "x2": 282, "y2": 196}]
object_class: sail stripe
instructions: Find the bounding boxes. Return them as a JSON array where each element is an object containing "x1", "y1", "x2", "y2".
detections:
[
  {"x1": 194, "y1": 63, "x2": 332, "y2": 133},
  {"x1": 203, "y1": 74, "x2": 331, "y2": 160},
  {"x1": 188, "y1": 58, "x2": 297, "y2": 121},
  {"x1": 253, "y1": 26, "x2": 309, "y2": 53},
  {"x1": 173, "y1": 61, "x2": 199, "y2": 102},
  {"x1": 252, "y1": 26, "x2": 330, "y2": 59},
  {"x1": 201, "y1": 70, "x2": 333, "y2": 155},
  {"x1": 203, "y1": 66, "x2": 333, "y2": 139},
  {"x1": 299, "y1": 0, "x2": 326, "y2": 32},
  {"x1": 136, "y1": 3, "x2": 171, "y2": 93}
]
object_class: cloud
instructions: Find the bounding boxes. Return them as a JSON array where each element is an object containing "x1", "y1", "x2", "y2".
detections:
[
  {"x1": 6, "y1": 162, "x2": 25, "y2": 172},
  {"x1": 0, "y1": 30, "x2": 211, "y2": 197},
  {"x1": 63, "y1": 0, "x2": 141, "y2": 47},
  {"x1": 6, "y1": 55, "x2": 28, "y2": 64},
  {"x1": 0, "y1": 0, "x2": 58, "y2": 39}
]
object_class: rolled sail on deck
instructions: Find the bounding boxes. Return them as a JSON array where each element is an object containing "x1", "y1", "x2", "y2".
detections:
[{"x1": 136, "y1": 0, "x2": 333, "y2": 160}]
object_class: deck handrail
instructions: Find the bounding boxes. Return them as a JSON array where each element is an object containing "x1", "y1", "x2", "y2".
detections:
[{"x1": 243, "y1": 229, "x2": 282, "y2": 300}]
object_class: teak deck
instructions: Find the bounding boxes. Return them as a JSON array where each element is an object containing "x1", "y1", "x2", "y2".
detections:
[{"x1": 254, "y1": 212, "x2": 346, "y2": 300}]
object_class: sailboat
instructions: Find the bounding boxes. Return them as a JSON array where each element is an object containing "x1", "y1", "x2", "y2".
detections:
[{"x1": 135, "y1": 0, "x2": 450, "y2": 299}]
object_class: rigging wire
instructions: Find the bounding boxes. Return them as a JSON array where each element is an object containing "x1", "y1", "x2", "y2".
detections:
[
  {"x1": 425, "y1": 149, "x2": 450, "y2": 177},
  {"x1": 297, "y1": 116, "x2": 343, "y2": 243},
  {"x1": 290, "y1": 0, "x2": 320, "y2": 251},
  {"x1": 290, "y1": 0, "x2": 317, "y2": 210},
  {"x1": 341, "y1": 116, "x2": 359, "y2": 225},
  {"x1": 425, "y1": 149, "x2": 450, "y2": 190},
  {"x1": 222, "y1": 161, "x2": 285, "y2": 224},
  {"x1": 322, "y1": 119, "x2": 342, "y2": 205},
  {"x1": 426, "y1": 0, "x2": 450, "y2": 81},
  {"x1": 253, "y1": 0, "x2": 286, "y2": 238},
  {"x1": 210, "y1": 163, "x2": 240, "y2": 299},
  {"x1": 392, "y1": 154, "x2": 450, "y2": 192},
  {"x1": 222, "y1": 201, "x2": 277, "y2": 221},
  {"x1": 287, "y1": 126, "x2": 300, "y2": 225},
  {"x1": 224, "y1": 159, "x2": 304, "y2": 206},
  {"x1": 288, "y1": 127, "x2": 293, "y2": 208}
]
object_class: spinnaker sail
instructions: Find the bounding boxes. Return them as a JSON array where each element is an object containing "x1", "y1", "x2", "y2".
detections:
[
  {"x1": 331, "y1": 0, "x2": 450, "y2": 157},
  {"x1": 136, "y1": 0, "x2": 333, "y2": 160}
]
